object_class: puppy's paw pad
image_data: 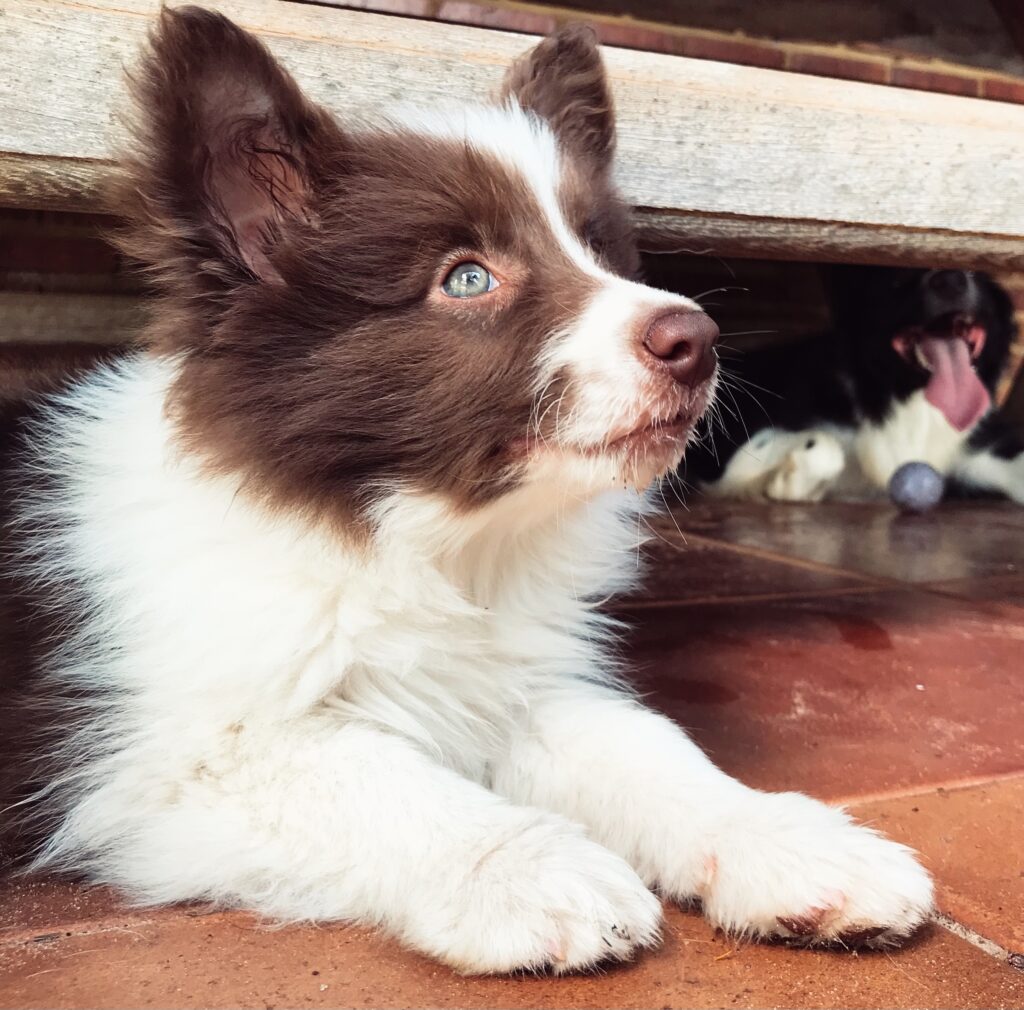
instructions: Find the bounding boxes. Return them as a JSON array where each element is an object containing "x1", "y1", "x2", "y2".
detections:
[
  {"x1": 777, "y1": 891, "x2": 846, "y2": 936},
  {"x1": 836, "y1": 925, "x2": 890, "y2": 948},
  {"x1": 701, "y1": 791, "x2": 933, "y2": 947}
]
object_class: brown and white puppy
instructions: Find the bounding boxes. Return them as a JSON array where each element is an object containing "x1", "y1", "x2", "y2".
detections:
[{"x1": 0, "y1": 7, "x2": 931, "y2": 974}]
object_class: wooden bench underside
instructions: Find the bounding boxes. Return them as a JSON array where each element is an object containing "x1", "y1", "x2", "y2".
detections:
[{"x1": 3, "y1": 0, "x2": 1024, "y2": 269}]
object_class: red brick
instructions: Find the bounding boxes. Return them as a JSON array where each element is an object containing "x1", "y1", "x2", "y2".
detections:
[
  {"x1": 435, "y1": 1, "x2": 558, "y2": 36},
  {"x1": 674, "y1": 33, "x2": 786, "y2": 70},
  {"x1": 785, "y1": 50, "x2": 889, "y2": 85},
  {"x1": 589, "y1": 21, "x2": 667, "y2": 54},
  {"x1": 982, "y1": 76, "x2": 1024, "y2": 105},
  {"x1": 589, "y1": 21, "x2": 683, "y2": 57},
  {"x1": 891, "y1": 65, "x2": 980, "y2": 98},
  {"x1": 591, "y1": 22, "x2": 785, "y2": 69},
  {"x1": 324, "y1": 0, "x2": 433, "y2": 16}
]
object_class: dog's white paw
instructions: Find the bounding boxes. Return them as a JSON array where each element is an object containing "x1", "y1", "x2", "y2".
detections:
[
  {"x1": 764, "y1": 432, "x2": 845, "y2": 502},
  {"x1": 419, "y1": 817, "x2": 662, "y2": 975},
  {"x1": 699, "y1": 791, "x2": 933, "y2": 947}
]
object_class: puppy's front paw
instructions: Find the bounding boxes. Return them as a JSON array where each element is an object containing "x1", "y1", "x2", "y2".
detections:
[
  {"x1": 700, "y1": 791, "x2": 933, "y2": 947},
  {"x1": 764, "y1": 432, "x2": 845, "y2": 502},
  {"x1": 421, "y1": 817, "x2": 662, "y2": 975}
]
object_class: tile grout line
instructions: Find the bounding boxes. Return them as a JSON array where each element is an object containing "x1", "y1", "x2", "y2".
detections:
[
  {"x1": 0, "y1": 907, "x2": 251, "y2": 949},
  {"x1": 935, "y1": 911, "x2": 1024, "y2": 967},
  {"x1": 838, "y1": 770, "x2": 1024, "y2": 807},
  {"x1": 617, "y1": 584, "x2": 894, "y2": 610},
  {"x1": 0, "y1": 917, "x2": 161, "y2": 950},
  {"x1": 915, "y1": 581, "x2": 1024, "y2": 610},
  {"x1": 663, "y1": 529, "x2": 1024, "y2": 612},
  {"x1": 669, "y1": 529, "x2": 903, "y2": 587},
  {"x1": 0, "y1": 916, "x2": 164, "y2": 949}
]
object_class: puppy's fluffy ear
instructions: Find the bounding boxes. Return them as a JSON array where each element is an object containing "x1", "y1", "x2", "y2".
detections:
[
  {"x1": 502, "y1": 25, "x2": 615, "y2": 173},
  {"x1": 118, "y1": 5, "x2": 343, "y2": 294}
]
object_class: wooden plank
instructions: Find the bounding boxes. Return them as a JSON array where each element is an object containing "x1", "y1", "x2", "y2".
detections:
[
  {"x1": 0, "y1": 292, "x2": 145, "y2": 344},
  {"x1": 3, "y1": 0, "x2": 1024, "y2": 267},
  {"x1": 0, "y1": 153, "x2": 112, "y2": 214},
  {"x1": 638, "y1": 212, "x2": 1024, "y2": 272}
]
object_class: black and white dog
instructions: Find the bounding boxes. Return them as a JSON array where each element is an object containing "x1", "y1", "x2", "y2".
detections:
[
  {"x1": 1, "y1": 8, "x2": 931, "y2": 975},
  {"x1": 684, "y1": 266, "x2": 1023, "y2": 503}
]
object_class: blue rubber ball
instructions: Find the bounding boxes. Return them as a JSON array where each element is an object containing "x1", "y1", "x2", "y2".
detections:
[{"x1": 888, "y1": 461, "x2": 945, "y2": 513}]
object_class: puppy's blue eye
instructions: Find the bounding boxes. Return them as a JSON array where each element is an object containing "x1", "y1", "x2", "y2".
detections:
[{"x1": 442, "y1": 262, "x2": 498, "y2": 298}]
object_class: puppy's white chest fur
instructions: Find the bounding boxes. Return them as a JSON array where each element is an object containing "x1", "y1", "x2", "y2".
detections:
[{"x1": 33, "y1": 356, "x2": 638, "y2": 784}]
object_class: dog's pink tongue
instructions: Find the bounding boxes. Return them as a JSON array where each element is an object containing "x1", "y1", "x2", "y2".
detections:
[{"x1": 919, "y1": 337, "x2": 990, "y2": 432}]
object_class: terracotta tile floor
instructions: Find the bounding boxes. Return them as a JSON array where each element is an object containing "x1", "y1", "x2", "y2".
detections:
[{"x1": 2, "y1": 500, "x2": 1023, "y2": 1008}]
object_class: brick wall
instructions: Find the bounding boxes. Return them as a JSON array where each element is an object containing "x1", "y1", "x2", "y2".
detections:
[
  {"x1": 500, "y1": 0, "x2": 1024, "y2": 77},
  {"x1": 328, "y1": 0, "x2": 1024, "y2": 102}
]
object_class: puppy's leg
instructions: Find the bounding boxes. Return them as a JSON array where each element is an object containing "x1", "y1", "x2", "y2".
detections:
[
  {"x1": 494, "y1": 686, "x2": 933, "y2": 946},
  {"x1": 952, "y1": 450, "x2": 1024, "y2": 502},
  {"x1": 763, "y1": 432, "x2": 846, "y2": 502},
  {"x1": 74, "y1": 720, "x2": 660, "y2": 974},
  {"x1": 707, "y1": 429, "x2": 846, "y2": 502}
]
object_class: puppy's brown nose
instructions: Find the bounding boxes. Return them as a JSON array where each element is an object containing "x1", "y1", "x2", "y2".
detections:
[{"x1": 642, "y1": 310, "x2": 719, "y2": 385}]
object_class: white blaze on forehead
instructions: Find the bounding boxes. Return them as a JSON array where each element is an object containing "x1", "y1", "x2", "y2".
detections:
[
  {"x1": 388, "y1": 102, "x2": 604, "y2": 280},
  {"x1": 389, "y1": 102, "x2": 700, "y2": 318}
]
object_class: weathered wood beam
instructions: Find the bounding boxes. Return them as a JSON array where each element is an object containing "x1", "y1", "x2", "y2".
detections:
[
  {"x1": 0, "y1": 292, "x2": 145, "y2": 344},
  {"x1": 3, "y1": 0, "x2": 1024, "y2": 268}
]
